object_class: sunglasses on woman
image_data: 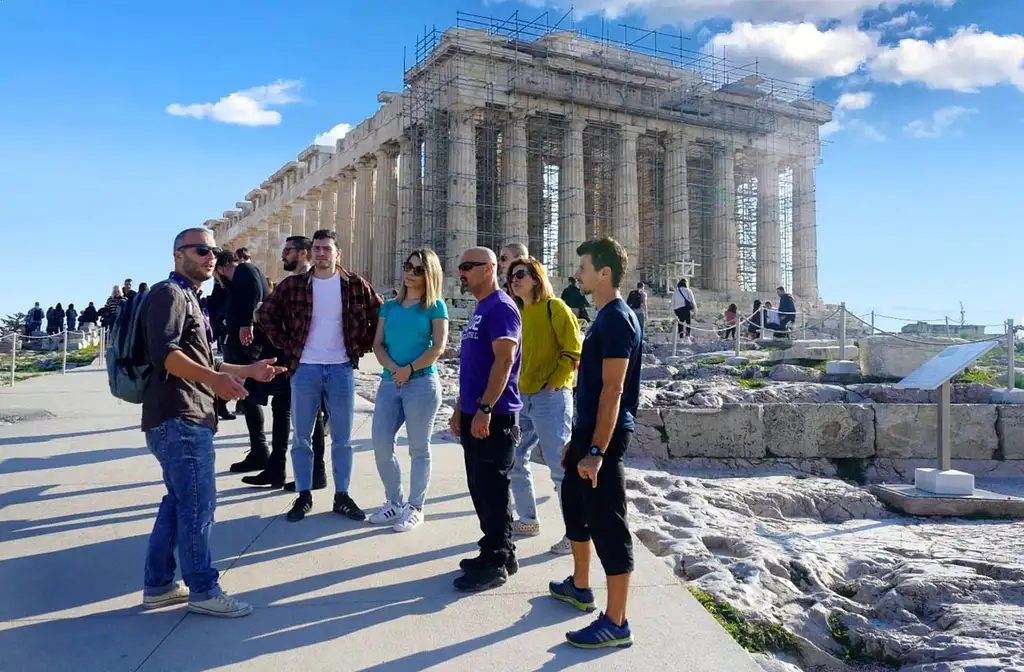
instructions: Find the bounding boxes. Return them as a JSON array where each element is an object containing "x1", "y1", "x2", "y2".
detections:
[
  {"x1": 403, "y1": 261, "x2": 426, "y2": 276},
  {"x1": 510, "y1": 269, "x2": 530, "y2": 280}
]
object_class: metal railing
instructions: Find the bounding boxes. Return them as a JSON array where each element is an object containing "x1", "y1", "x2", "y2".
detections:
[{"x1": 3, "y1": 327, "x2": 106, "y2": 388}]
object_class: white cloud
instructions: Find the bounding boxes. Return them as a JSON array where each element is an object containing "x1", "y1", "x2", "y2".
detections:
[
  {"x1": 904, "y1": 105, "x2": 976, "y2": 138},
  {"x1": 876, "y1": 11, "x2": 932, "y2": 38},
  {"x1": 870, "y1": 26, "x2": 1024, "y2": 92},
  {"x1": 708, "y1": 21, "x2": 879, "y2": 82},
  {"x1": 166, "y1": 80, "x2": 301, "y2": 126},
  {"x1": 546, "y1": 0, "x2": 955, "y2": 26},
  {"x1": 836, "y1": 91, "x2": 874, "y2": 110},
  {"x1": 847, "y1": 118, "x2": 886, "y2": 141},
  {"x1": 313, "y1": 123, "x2": 353, "y2": 147},
  {"x1": 823, "y1": 91, "x2": 878, "y2": 139}
]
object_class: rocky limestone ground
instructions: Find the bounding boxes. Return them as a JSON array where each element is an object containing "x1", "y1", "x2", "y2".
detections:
[{"x1": 353, "y1": 351, "x2": 1024, "y2": 672}]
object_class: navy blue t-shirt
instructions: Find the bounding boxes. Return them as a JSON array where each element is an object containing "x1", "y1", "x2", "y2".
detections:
[{"x1": 575, "y1": 297, "x2": 643, "y2": 432}]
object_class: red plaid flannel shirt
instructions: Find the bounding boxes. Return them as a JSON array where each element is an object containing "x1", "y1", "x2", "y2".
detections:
[{"x1": 255, "y1": 266, "x2": 382, "y2": 373}]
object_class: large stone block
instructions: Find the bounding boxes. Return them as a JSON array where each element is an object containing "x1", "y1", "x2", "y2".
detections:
[
  {"x1": 768, "y1": 339, "x2": 860, "y2": 365},
  {"x1": 662, "y1": 404, "x2": 765, "y2": 459},
  {"x1": 874, "y1": 404, "x2": 998, "y2": 459},
  {"x1": 764, "y1": 404, "x2": 875, "y2": 458},
  {"x1": 632, "y1": 409, "x2": 669, "y2": 459},
  {"x1": 996, "y1": 405, "x2": 1024, "y2": 459},
  {"x1": 858, "y1": 335, "x2": 964, "y2": 380}
]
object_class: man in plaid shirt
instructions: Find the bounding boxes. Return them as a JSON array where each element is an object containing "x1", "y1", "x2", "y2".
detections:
[{"x1": 256, "y1": 229, "x2": 383, "y2": 522}]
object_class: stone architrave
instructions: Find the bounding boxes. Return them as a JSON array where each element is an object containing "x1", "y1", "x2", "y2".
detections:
[
  {"x1": 446, "y1": 107, "x2": 477, "y2": 275},
  {"x1": 500, "y1": 111, "x2": 528, "y2": 248},
  {"x1": 335, "y1": 169, "x2": 355, "y2": 263},
  {"x1": 710, "y1": 142, "x2": 737, "y2": 292},
  {"x1": 372, "y1": 145, "x2": 399, "y2": 290},
  {"x1": 613, "y1": 125, "x2": 640, "y2": 258},
  {"x1": 756, "y1": 155, "x2": 781, "y2": 292},
  {"x1": 397, "y1": 130, "x2": 421, "y2": 280},
  {"x1": 559, "y1": 119, "x2": 586, "y2": 278},
  {"x1": 353, "y1": 157, "x2": 376, "y2": 276},
  {"x1": 663, "y1": 131, "x2": 690, "y2": 266},
  {"x1": 792, "y1": 156, "x2": 818, "y2": 300}
]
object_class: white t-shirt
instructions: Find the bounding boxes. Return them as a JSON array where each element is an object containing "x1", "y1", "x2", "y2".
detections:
[
  {"x1": 301, "y1": 273, "x2": 350, "y2": 365},
  {"x1": 672, "y1": 286, "x2": 696, "y2": 310}
]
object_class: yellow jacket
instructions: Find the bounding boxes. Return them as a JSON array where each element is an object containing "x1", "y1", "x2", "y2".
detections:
[{"x1": 519, "y1": 297, "x2": 582, "y2": 395}]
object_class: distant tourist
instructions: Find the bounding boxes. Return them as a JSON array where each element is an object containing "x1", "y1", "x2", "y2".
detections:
[
  {"x1": 123, "y1": 278, "x2": 134, "y2": 299},
  {"x1": 560, "y1": 277, "x2": 590, "y2": 323},
  {"x1": 451, "y1": 246, "x2": 522, "y2": 592},
  {"x1": 80, "y1": 302, "x2": 98, "y2": 329},
  {"x1": 506, "y1": 256, "x2": 581, "y2": 555},
  {"x1": 52, "y1": 303, "x2": 65, "y2": 333},
  {"x1": 138, "y1": 282, "x2": 149, "y2": 294},
  {"x1": 26, "y1": 303, "x2": 43, "y2": 335},
  {"x1": 746, "y1": 299, "x2": 763, "y2": 339},
  {"x1": 549, "y1": 236, "x2": 640, "y2": 649},
  {"x1": 764, "y1": 301, "x2": 781, "y2": 332},
  {"x1": 256, "y1": 229, "x2": 382, "y2": 523},
  {"x1": 369, "y1": 248, "x2": 448, "y2": 533},
  {"x1": 45, "y1": 306, "x2": 55, "y2": 335},
  {"x1": 235, "y1": 247, "x2": 251, "y2": 263},
  {"x1": 776, "y1": 286, "x2": 796, "y2": 333},
  {"x1": 140, "y1": 227, "x2": 284, "y2": 618},
  {"x1": 625, "y1": 281, "x2": 647, "y2": 330},
  {"x1": 65, "y1": 304, "x2": 77, "y2": 331},
  {"x1": 721, "y1": 303, "x2": 738, "y2": 340},
  {"x1": 102, "y1": 286, "x2": 125, "y2": 332},
  {"x1": 672, "y1": 278, "x2": 696, "y2": 341}
]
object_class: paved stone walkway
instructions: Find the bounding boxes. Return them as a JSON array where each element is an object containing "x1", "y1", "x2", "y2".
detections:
[{"x1": 0, "y1": 365, "x2": 759, "y2": 671}]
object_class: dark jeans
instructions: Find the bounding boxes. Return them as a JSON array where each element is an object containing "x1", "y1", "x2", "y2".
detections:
[
  {"x1": 561, "y1": 426, "x2": 634, "y2": 576},
  {"x1": 460, "y1": 412, "x2": 519, "y2": 567},
  {"x1": 674, "y1": 307, "x2": 692, "y2": 337},
  {"x1": 243, "y1": 386, "x2": 326, "y2": 472}
]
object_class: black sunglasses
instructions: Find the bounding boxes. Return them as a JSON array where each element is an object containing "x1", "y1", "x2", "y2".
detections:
[
  {"x1": 178, "y1": 244, "x2": 222, "y2": 257},
  {"x1": 458, "y1": 261, "x2": 488, "y2": 273},
  {"x1": 403, "y1": 261, "x2": 426, "y2": 276},
  {"x1": 510, "y1": 269, "x2": 530, "y2": 280}
]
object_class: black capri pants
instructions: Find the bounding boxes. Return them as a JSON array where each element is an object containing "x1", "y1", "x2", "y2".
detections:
[{"x1": 560, "y1": 426, "x2": 634, "y2": 576}]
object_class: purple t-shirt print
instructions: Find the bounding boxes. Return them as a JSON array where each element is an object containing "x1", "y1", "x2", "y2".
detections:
[{"x1": 459, "y1": 289, "x2": 522, "y2": 415}]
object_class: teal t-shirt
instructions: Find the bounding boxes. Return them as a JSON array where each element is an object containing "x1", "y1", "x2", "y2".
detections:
[{"x1": 380, "y1": 298, "x2": 449, "y2": 380}]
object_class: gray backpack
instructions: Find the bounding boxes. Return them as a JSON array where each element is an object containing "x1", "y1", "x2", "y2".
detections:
[{"x1": 106, "y1": 284, "x2": 158, "y2": 403}]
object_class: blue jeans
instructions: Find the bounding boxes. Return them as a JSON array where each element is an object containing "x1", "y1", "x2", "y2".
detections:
[
  {"x1": 143, "y1": 418, "x2": 222, "y2": 602},
  {"x1": 509, "y1": 387, "x2": 573, "y2": 522},
  {"x1": 371, "y1": 373, "x2": 442, "y2": 509},
  {"x1": 291, "y1": 362, "x2": 355, "y2": 493}
]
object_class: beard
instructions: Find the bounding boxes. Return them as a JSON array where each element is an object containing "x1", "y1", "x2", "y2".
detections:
[{"x1": 283, "y1": 259, "x2": 298, "y2": 272}]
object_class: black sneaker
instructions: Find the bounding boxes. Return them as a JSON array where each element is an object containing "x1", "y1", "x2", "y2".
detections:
[
  {"x1": 284, "y1": 466, "x2": 327, "y2": 492},
  {"x1": 241, "y1": 469, "x2": 285, "y2": 488},
  {"x1": 459, "y1": 554, "x2": 519, "y2": 576},
  {"x1": 287, "y1": 493, "x2": 312, "y2": 522},
  {"x1": 454, "y1": 565, "x2": 509, "y2": 592},
  {"x1": 230, "y1": 451, "x2": 268, "y2": 474},
  {"x1": 332, "y1": 492, "x2": 366, "y2": 521}
]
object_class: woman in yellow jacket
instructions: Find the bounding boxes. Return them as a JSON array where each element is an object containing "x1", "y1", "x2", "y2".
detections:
[{"x1": 506, "y1": 257, "x2": 582, "y2": 555}]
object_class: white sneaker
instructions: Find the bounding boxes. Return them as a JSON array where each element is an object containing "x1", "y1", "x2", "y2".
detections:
[
  {"x1": 511, "y1": 518, "x2": 541, "y2": 537},
  {"x1": 142, "y1": 583, "x2": 189, "y2": 609},
  {"x1": 187, "y1": 592, "x2": 253, "y2": 618},
  {"x1": 393, "y1": 504, "x2": 423, "y2": 532},
  {"x1": 368, "y1": 501, "x2": 402, "y2": 525},
  {"x1": 549, "y1": 536, "x2": 573, "y2": 555}
]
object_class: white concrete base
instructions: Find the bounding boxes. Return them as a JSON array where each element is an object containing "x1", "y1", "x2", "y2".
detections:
[
  {"x1": 914, "y1": 468, "x2": 975, "y2": 496},
  {"x1": 826, "y1": 360, "x2": 859, "y2": 375},
  {"x1": 725, "y1": 356, "x2": 749, "y2": 366},
  {"x1": 992, "y1": 388, "x2": 1024, "y2": 404}
]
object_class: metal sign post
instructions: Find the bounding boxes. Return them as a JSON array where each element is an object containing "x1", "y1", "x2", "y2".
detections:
[{"x1": 8, "y1": 334, "x2": 15, "y2": 387}]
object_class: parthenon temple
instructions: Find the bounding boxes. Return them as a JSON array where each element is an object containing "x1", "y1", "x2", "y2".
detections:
[{"x1": 210, "y1": 13, "x2": 832, "y2": 303}]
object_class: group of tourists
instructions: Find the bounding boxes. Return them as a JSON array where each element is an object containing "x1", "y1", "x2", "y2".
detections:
[
  {"x1": 132, "y1": 225, "x2": 642, "y2": 649},
  {"x1": 24, "y1": 301, "x2": 96, "y2": 335}
]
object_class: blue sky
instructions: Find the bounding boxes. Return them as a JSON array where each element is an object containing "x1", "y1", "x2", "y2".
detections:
[{"x1": 1, "y1": 0, "x2": 1021, "y2": 334}]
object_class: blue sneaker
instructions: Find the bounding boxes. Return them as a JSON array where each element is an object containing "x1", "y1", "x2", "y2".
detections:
[
  {"x1": 548, "y1": 576, "x2": 596, "y2": 612},
  {"x1": 566, "y1": 612, "x2": 633, "y2": 649}
]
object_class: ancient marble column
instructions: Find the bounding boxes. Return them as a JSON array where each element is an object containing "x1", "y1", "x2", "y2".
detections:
[
  {"x1": 710, "y1": 143, "x2": 738, "y2": 292},
  {"x1": 353, "y1": 156, "x2": 376, "y2": 276},
  {"x1": 663, "y1": 131, "x2": 691, "y2": 265},
  {"x1": 372, "y1": 145, "x2": 399, "y2": 290},
  {"x1": 304, "y1": 190, "x2": 321, "y2": 238},
  {"x1": 500, "y1": 111, "x2": 529, "y2": 248},
  {"x1": 335, "y1": 169, "x2": 355, "y2": 264},
  {"x1": 422, "y1": 110, "x2": 444, "y2": 251},
  {"x1": 277, "y1": 207, "x2": 293, "y2": 283},
  {"x1": 397, "y1": 131, "x2": 421, "y2": 280},
  {"x1": 559, "y1": 119, "x2": 586, "y2": 277},
  {"x1": 613, "y1": 125, "x2": 640, "y2": 258},
  {"x1": 291, "y1": 197, "x2": 306, "y2": 239},
  {"x1": 792, "y1": 157, "x2": 818, "y2": 299},
  {"x1": 446, "y1": 107, "x2": 477, "y2": 274},
  {"x1": 756, "y1": 156, "x2": 782, "y2": 292},
  {"x1": 318, "y1": 183, "x2": 336, "y2": 233}
]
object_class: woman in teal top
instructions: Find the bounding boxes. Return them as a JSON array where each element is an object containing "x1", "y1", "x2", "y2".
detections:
[{"x1": 370, "y1": 248, "x2": 449, "y2": 532}]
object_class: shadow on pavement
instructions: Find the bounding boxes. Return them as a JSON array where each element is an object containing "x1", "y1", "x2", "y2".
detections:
[
  {"x1": 0, "y1": 425, "x2": 138, "y2": 446},
  {"x1": 0, "y1": 445, "x2": 149, "y2": 474}
]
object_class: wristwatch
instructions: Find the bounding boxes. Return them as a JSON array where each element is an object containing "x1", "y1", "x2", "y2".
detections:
[
  {"x1": 478, "y1": 402, "x2": 493, "y2": 414},
  {"x1": 589, "y1": 445, "x2": 603, "y2": 457}
]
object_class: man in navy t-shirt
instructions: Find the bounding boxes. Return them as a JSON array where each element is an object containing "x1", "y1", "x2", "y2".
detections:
[
  {"x1": 548, "y1": 236, "x2": 641, "y2": 649},
  {"x1": 450, "y1": 246, "x2": 523, "y2": 592}
]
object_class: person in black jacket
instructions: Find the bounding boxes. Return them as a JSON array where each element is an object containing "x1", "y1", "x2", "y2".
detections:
[{"x1": 776, "y1": 286, "x2": 797, "y2": 335}]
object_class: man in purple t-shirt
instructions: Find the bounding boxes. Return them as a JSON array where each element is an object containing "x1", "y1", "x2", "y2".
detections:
[{"x1": 450, "y1": 246, "x2": 523, "y2": 592}]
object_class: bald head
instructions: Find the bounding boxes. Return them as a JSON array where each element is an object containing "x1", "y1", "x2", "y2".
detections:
[
  {"x1": 463, "y1": 247, "x2": 497, "y2": 265},
  {"x1": 459, "y1": 247, "x2": 498, "y2": 299}
]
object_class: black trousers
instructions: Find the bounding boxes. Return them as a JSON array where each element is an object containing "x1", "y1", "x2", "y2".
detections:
[
  {"x1": 243, "y1": 387, "x2": 326, "y2": 471},
  {"x1": 674, "y1": 307, "x2": 692, "y2": 337},
  {"x1": 460, "y1": 412, "x2": 519, "y2": 567},
  {"x1": 561, "y1": 426, "x2": 634, "y2": 576}
]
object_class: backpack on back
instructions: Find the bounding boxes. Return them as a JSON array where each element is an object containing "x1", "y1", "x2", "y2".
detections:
[
  {"x1": 626, "y1": 290, "x2": 643, "y2": 310},
  {"x1": 106, "y1": 284, "x2": 156, "y2": 403}
]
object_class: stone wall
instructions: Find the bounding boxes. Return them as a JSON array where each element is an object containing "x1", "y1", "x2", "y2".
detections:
[{"x1": 634, "y1": 402, "x2": 1023, "y2": 463}]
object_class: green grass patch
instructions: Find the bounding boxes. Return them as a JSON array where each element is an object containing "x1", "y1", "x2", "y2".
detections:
[
  {"x1": 828, "y1": 611, "x2": 899, "y2": 668},
  {"x1": 737, "y1": 378, "x2": 765, "y2": 389},
  {"x1": 689, "y1": 587, "x2": 799, "y2": 654},
  {"x1": 698, "y1": 355, "x2": 726, "y2": 366},
  {"x1": 954, "y1": 367, "x2": 997, "y2": 385}
]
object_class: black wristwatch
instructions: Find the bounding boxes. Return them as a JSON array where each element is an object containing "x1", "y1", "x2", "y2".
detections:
[
  {"x1": 478, "y1": 402, "x2": 493, "y2": 415},
  {"x1": 589, "y1": 445, "x2": 603, "y2": 457}
]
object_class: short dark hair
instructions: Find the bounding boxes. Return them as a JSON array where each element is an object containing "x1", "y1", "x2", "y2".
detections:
[
  {"x1": 312, "y1": 229, "x2": 338, "y2": 246},
  {"x1": 286, "y1": 235, "x2": 312, "y2": 253},
  {"x1": 235, "y1": 247, "x2": 251, "y2": 261},
  {"x1": 215, "y1": 249, "x2": 238, "y2": 268},
  {"x1": 576, "y1": 237, "x2": 628, "y2": 287},
  {"x1": 777, "y1": 286, "x2": 786, "y2": 293}
]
